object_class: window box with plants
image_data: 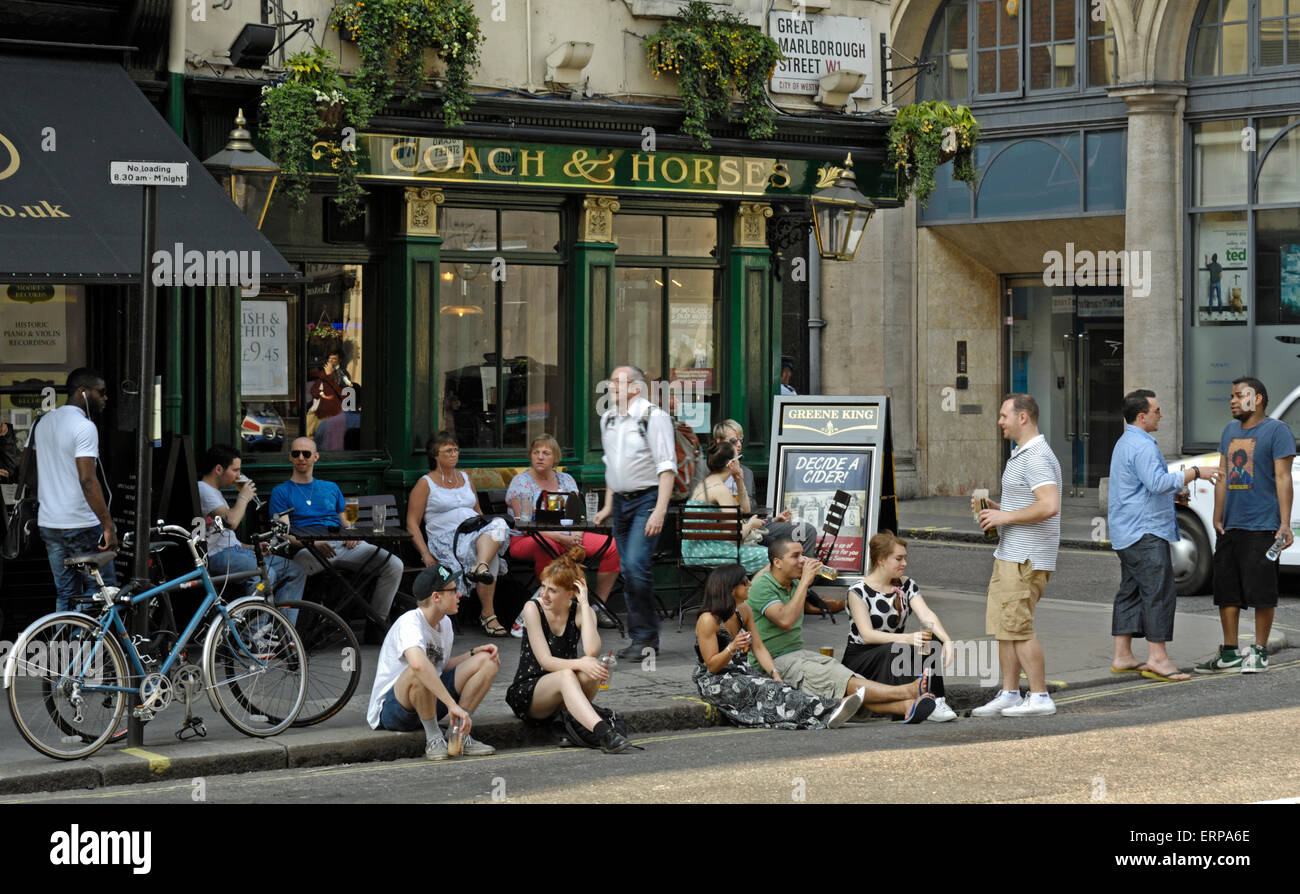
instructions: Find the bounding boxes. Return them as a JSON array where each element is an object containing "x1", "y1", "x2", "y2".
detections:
[
  {"x1": 887, "y1": 100, "x2": 980, "y2": 207},
  {"x1": 330, "y1": 0, "x2": 483, "y2": 128},
  {"x1": 642, "y1": 0, "x2": 782, "y2": 149}
]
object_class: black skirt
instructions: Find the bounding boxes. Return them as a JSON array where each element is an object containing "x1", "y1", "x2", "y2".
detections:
[{"x1": 841, "y1": 642, "x2": 946, "y2": 697}]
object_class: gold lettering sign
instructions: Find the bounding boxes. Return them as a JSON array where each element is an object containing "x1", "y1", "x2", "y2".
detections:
[
  {"x1": 0, "y1": 131, "x2": 19, "y2": 181},
  {"x1": 782, "y1": 404, "x2": 880, "y2": 437}
]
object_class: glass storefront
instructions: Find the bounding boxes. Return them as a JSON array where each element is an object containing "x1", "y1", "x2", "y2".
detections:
[
  {"x1": 1186, "y1": 115, "x2": 1300, "y2": 446},
  {"x1": 1008, "y1": 281, "x2": 1124, "y2": 490}
]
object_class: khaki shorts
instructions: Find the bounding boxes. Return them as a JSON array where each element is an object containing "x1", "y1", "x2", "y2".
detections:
[
  {"x1": 773, "y1": 650, "x2": 855, "y2": 699},
  {"x1": 986, "y1": 558, "x2": 1052, "y2": 641}
]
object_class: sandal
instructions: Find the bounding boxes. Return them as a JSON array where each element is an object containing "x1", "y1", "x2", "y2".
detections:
[
  {"x1": 480, "y1": 614, "x2": 508, "y2": 637},
  {"x1": 467, "y1": 562, "x2": 496, "y2": 585}
]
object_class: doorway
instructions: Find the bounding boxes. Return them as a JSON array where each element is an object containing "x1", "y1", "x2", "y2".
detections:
[{"x1": 1008, "y1": 282, "x2": 1123, "y2": 493}]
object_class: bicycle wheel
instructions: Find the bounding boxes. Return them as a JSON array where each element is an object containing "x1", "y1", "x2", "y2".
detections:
[
  {"x1": 203, "y1": 602, "x2": 305, "y2": 737},
  {"x1": 276, "y1": 601, "x2": 361, "y2": 726},
  {"x1": 7, "y1": 616, "x2": 128, "y2": 760}
]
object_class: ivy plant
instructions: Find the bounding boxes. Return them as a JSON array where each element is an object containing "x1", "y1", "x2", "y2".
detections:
[
  {"x1": 260, "y1": 46, "x2": 367, "y2": 221},
  {"x1": 887, "y1": 100, "x2": 980, "y2": 207},
  {"x1": 643, "y1": 1, "x2": 783, "y2": 148},
  {"x1": 331, "y1": 0, "x2": 483, "y2": 127}
]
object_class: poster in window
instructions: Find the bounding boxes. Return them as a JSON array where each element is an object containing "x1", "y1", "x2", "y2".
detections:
[
  {"x1": 776, "y1": 446, "x2": 871, "y2": 573},
  {"x1": 241, "y1": 299, "x2": 290, "y2": 398},
  {"x1": 1281, "y1": 244, "x2": 1300, "y2": 317},
  {"x1": 0, "y1": 284, "x2": 71, "y2": 365},
  {"x1": 1196, "y1": 224, "x2": 1248, "y2": 326}
]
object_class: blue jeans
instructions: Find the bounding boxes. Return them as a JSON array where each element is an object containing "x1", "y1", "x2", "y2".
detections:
[
  {"x1": 208, "y1": 547, "x2": 307, "y2": 623},
  {"x1": 1208, "y1": 281, "x2": 1222, "y2": 309},
  {"x1": 378, "y1": 670, "x2": 459, "y2": 731},
  {"x1": 611, "y1": 489, "x2": 662, "y2": 645},
  {"x1": 41, "y1": 524, "x2": 117, "y2": 612}
]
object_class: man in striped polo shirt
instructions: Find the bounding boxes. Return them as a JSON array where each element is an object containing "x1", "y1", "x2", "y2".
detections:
[{"x1": 971, "y1": 394, "x2": 1062, "y2": 717}]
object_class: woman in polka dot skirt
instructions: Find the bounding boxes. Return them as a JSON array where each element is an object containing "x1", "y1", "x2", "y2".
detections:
[{"x1": 843, "y1": 531, "x2": 959, "y2": 722}]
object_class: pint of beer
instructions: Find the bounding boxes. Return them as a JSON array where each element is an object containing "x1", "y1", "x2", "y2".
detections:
[
  {"x1": 972, "y1": 488, "x2": 998, "y2": 543},
  {"x1": 344, "y1": 499, "x2": 360, "y2": 527}
]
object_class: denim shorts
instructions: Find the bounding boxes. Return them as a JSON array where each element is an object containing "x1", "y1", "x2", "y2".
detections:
[{"x1": 377, "y1": 667, "x2": 459, "y2": 731}]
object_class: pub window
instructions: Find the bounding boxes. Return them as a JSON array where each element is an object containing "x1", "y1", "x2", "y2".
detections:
[
  {"x1": 1189, "y1": 0, "x2": 1300, "y2": 77},
  {"x1": 1, "y1": 283, "x2": 88, "y2": 490},
  {"x1": 611, "y1": 212, "x2": 720, "y2": 434},
  {"x1": 239, "y1": 262, "x2": 381, "y2": 456},
  {"x1": 435, "y1": 205, "x2": 566, "y2": 450}
]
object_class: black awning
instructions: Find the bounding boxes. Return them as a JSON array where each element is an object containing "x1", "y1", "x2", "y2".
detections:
[{"x1": 0, "y1": 54, "x2": 296, "y2": 282}]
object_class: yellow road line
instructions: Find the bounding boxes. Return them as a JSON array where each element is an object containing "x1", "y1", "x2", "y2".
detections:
[
  {"x1": 121, "y1": 748, "x2": 171, "y2": 774},
  {"x1": 1054, "y1": 658, "x2": 1300, "y2": 705}
]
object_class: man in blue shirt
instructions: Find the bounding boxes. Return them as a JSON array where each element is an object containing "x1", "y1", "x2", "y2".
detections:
[
  {"x1": 1107, "y1": 391, "x2": 1220, "y2": 681},
  {"x1": 270, "y1": 437, "x2": 403, "y2": 640},
  {"x1": 1196, "y1": 377, "x2": 1296, "y2": 674}
]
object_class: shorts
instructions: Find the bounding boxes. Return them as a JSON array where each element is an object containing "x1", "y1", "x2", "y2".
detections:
[
  {"x1": 377, "y1": 667, "x2": 459, "y2": 732},
  {"x1": 1111, "y1": 534, "x2": 1177, "y2": 641},
  {"x1": 771, "y1": 650, "x2": 855, "y2": 699},
  {"x1": 986, "y1": 558, "x2": 1051, "y2": 641},
  {"x1": 1212, "y1": 529, "x2": 1280, "y2": 609}
]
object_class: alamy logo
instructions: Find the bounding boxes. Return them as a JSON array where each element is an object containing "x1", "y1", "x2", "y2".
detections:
[
  {"x1": 49, "y1": 825, "x2": 151, "y2": 874},
  {"x1": 1042, "y1": 243, "x2": 1151, "y2": 298},
  {"x1": 151, "y1": 242, "x2": 261, "y2": 296}
]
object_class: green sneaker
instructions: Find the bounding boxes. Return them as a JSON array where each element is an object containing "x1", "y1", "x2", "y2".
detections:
[
  {"x1": 1241, "y1": 644, "x2": 1268, "y2": 674},
  {"x1": 1194, "y1": 646, "x2": 1243, "y2": 674}
]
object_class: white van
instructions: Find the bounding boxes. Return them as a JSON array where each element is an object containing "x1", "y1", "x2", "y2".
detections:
[{"x1": 1169, "y1": 385, "x2": 1300, "y2": 595}]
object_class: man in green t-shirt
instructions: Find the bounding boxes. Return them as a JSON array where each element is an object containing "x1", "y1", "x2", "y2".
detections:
[{"x1": 747, "y1": 536, "x2": 936, "y2": 722}]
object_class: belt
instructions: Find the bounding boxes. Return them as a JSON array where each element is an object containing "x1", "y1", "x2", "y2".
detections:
[{"x1": 614, "y1": 486, "x2": 656, "y2": 500}]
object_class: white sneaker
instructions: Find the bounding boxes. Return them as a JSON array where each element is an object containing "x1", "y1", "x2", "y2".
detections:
[
  {"x1": 1001, "y1": 692, "x2": 1056, "y2": 716},
  {"x1": 827, "y1": 687, "x2": 865, "y2": 729},
  {"x1": 425, "y1": 736, "x2": 450, "y2": 761},
  {"x1": 462, "y1": 735, "x2": 496, "y2": 756},
  {"x1": 971, "y1": 689, "x2": 1023, "y2": 717},
  {"x1": 928, "y1": 696, "x2": 958, "y2": 722}
]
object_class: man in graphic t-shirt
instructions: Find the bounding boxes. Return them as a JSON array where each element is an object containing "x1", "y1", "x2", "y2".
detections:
[
  {"x1": 1196, "y1": 377, "x2": 1295, "y2": 675},
  {"x1": 197, "y1": 444, "x2": 305, "y2": 606}
]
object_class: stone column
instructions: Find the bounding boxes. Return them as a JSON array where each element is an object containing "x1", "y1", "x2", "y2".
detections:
[{"x1": 1113, "y1": 86, "x2": 1185, "y2": 456}]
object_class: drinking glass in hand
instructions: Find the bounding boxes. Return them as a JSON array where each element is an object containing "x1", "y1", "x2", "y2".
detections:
[{"x1": 447, "y1": 716, "x2": 466, "y2": 756}]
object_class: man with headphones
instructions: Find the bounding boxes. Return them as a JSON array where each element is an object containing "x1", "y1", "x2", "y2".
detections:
[{"x1": 28, "y1": 368, "x2": 117, "y2": 611}]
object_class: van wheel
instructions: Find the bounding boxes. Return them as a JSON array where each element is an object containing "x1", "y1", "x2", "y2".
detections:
[{"x1": 1172, "y1": 510, "x2": 1212, "y2": 596}]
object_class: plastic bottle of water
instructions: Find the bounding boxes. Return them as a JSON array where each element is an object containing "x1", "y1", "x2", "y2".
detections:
[
  {"x1": 1265, "y1": 534, "x2": 1288, "y2": 561},
  {"x1": 599, "y1": 651, "x2": 616, "y2": 690}
]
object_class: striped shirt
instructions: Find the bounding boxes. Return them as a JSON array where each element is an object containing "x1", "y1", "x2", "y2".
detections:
[{"x1": 994, "y1": 434, "x2": 1062, "y2": 572}]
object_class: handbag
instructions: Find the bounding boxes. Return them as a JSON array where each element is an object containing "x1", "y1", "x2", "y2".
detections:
[
  {"x1": 2, "y1": 415, "x2": 41, "y2": 561},
  {"x1": 534, "y1": 490, "x2": 581, "y2": 524}
]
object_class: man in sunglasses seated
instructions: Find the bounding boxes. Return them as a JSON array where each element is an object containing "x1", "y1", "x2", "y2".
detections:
[{"x1": 270, "y1": 437, "x2": 403, "y2": 637}]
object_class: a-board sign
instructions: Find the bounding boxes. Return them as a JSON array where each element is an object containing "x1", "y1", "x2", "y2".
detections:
[{"x1": 765, "y1": 395, "x2": 897, "y2": 584}]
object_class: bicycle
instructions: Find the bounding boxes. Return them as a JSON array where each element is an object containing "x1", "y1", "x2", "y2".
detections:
[
  {"x1": 2, "y1": 522, "x2": 307, "y2": 760},
  {"x1": 144, "y1": 516, "x2": 361, "y2": 727}
]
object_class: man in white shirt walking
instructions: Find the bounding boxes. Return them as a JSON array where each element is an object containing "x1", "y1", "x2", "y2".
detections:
[
  {"x1": 28, "y1": 369, "x2": 117, "y2": 611},
  {"x1": 595, "y1": 365, "x2": 676, "y2": 659},
  {"x1": 971, "y1": 394, "x2": 1062, "y2": 717}
]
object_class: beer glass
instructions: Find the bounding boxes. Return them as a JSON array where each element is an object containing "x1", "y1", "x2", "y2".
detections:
[{"x1": 344, "y1": 498, "x2": 359, "y2": 527}]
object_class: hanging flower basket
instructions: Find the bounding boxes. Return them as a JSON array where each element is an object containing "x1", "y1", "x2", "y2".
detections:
[
  {"x1": 260, "y1": 46, "x2": 368, "y2": 222},
  {"x1": 642, "y1": 1, "x2": 783, "y2": 149},
  {"x1": 330, "y1": 0, "x2": 484, "y2": 127},
  {"x1": 887, "y1": 101, "x2": 980, "y2": 207}
]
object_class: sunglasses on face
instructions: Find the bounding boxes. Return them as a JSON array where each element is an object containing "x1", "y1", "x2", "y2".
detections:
[{"x1": 290, "y1": 450, "x2": 313, "y2": 459}]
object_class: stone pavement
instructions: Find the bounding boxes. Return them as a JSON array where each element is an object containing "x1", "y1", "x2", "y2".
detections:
[
  {"x1": 4, "y1": 571, "x2": 1283, "y2": 796},
  {"x1": 898, "y1": 494, "x2": 1109, "y2": 549}
]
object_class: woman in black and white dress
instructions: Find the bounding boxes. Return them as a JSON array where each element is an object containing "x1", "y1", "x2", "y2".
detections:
[{"x1": 842, "y1": 532, "x2": 958, "y2": 722}]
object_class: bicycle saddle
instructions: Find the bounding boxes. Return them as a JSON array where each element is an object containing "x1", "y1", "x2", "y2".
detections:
[{"x1": 63, "y1": 550, "x2": 117, "y2": 568}]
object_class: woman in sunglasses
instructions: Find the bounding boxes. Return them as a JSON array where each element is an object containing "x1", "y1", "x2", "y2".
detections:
[{"x1": 693, "y1": 563, "x2": 862, "y2": 729}]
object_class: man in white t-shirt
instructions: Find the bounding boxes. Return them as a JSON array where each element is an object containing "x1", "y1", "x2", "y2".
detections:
[
  {"x1": 28, "y1": 369, "x2": 117, "y2": 611},
  {"x1": 197, "y1": 444, "x2": 305, "y2": 606},
  {"x1": 367, "y1": 563, "x2": 501, "y2": 760},
  {"x1": 971, "y1": 394, "x2": 1062, "y2": 718}
]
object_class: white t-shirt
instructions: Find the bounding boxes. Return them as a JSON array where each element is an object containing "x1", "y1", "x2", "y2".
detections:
[
  {"x1": 366, "y1": 608, "x2": 454, "y2": 729},
  {"x1": 34, "y1": 404, "x2": 104, "y2": 529},
  {"x1": 197, "y1": 480, "x2": 241, "y2": 554}
]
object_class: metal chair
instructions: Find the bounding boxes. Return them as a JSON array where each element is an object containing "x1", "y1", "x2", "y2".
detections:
[{"x1": 675, "y1": 504, "x2": 743, "y2": 631}]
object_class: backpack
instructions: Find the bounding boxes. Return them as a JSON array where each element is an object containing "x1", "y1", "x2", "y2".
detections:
[{"x1": 556, "y1": 703, "x2": 628, "y2": 748}]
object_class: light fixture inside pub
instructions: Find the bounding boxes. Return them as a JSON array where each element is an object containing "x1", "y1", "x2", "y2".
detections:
[
  {"x1": 809, "y1": 153, "x2": 877, "y2": 262},
  {"x1": 202, "y1": 109, "x2": 280, "y2": 230}
]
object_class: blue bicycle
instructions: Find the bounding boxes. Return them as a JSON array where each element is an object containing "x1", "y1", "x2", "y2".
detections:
[{"x1": 2, "y1": 522, "x2": 307, "y2": 760}]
